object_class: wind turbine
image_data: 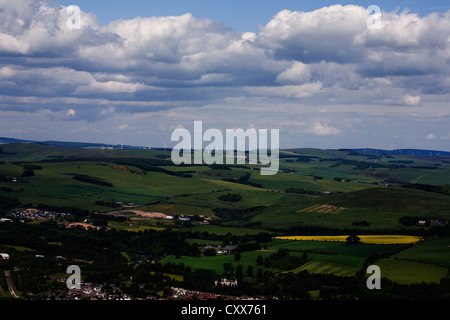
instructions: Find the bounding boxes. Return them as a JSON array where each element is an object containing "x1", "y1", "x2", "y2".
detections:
[
  {"x1": 163, "y1": 142, "x2": 168, "y2": 152},
  {"x1": 100, "y1": 145, "x2": 105, "y2": 151},
  {"x1": 118, "y1": 143, "x2": 124, "y2": 150},
  {"x1": 147, "y1": 144, "x2": 152, "y2": 150}
]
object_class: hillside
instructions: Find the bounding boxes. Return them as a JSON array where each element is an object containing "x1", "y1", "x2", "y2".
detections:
[{"x1": 0, "y1": 142, "x2": 449, "y2": 234}]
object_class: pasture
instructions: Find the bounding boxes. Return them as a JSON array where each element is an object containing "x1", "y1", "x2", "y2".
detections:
[
  {"x1": 374, "y1": 259, "x2": 449, "y2": 284},
  {"x1": 393, "y1": 237, "x2": 450, "y2": 267},
  {"x1": 160, "y1": 250, "x2": 278, "y2": 274}
]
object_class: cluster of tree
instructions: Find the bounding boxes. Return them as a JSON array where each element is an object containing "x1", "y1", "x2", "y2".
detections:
[
  {"x1": 0, "y1": 195, "x2": 21, "y2": 215},
  {"x1": 278, "y1": 154, "x2": 318, "y2": 162},
  {"x1": 388, "y1": 160, "x2": 414, "y2": 164},
  {"x1": 346, "y1": 233, "x2": 361, "y2": 244},
  {"x1": 401, "y1": 183, "x2": 450, "y2": 195},
  {"x1": 326, "y1": 158, "x2": 407, "y2": 170},
  {"x1": 22, "y1": 164, "x2": 43, "y2": 170},
  {"x1": 114, "y1": 159, "x2": 194, "y2": 178},
  {"x1": 399, "y1": 216, "x2": 428, "y2": 227},
  {"x1": 256, "y1": 249, "x2": 309, "y2": 271},
  {"x1": 112, "y1": 166, "x2": 144, "y2": 175},
  {"x1": 186, "y1": 230, "x2": 273, "y2": 247},
  {"x1": 21, "y1": 169, "x2": 35, "y2": 177},
  {"x1": 334, "y1": 177, "x2": 352, "y2": 182},
  {"x1": 218, "y1": 193, "x2": 242, "y2": 202},
  {"x1": 352, "y1": 220, "x2": 371, "y2": 226},
  {"x1": 154, "y1": 154, "x2": 170, "y2": 159},
  {"x1": 212, "y1": 206, "x2": 264, "y2": 222},
  {"x1": 235, "y1": 242, "x2": 261, "y2": 253},
  {"x1": 305, "y1": 174, "x2": 323, "y2": 181},
  {"x1": 0, "y1": 186, "x2": 15, "y2": 192},
  {"x1": 94, "y1": 200, "x2": 122, "y2": 208},
  {"x1": 222, "y1": 173, "x2": 263, "y2": 188},
  {"x1": 209, "y1": 164, "x2": 231, "y2": 170},
  {"x1": 284, "y1": 187, "x2": 322, "y2": 196},
  {"x1": 338, "y1": 149, "x2": 377, "y2": 157},
  {"x1": 72, "y1": 174, "x2": 114, "y2": 187}
]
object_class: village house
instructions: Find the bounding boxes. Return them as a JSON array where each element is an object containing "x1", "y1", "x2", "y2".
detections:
[{"x1": 215, "y1": 279, "x2": 238, "y2": 287}]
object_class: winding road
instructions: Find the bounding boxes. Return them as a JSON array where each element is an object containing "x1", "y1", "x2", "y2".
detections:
[{"x1": 4, "y1": 271, "x2": 19, "y2": 298}]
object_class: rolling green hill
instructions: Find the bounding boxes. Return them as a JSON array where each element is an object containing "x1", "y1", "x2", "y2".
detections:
[{"x1": 1, "y1": 142, "x2": 449, "y2": 234}]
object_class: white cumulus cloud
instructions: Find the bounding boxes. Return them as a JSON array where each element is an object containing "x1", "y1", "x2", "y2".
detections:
[
  {"x1": 403, "y1": 94, "x2": 421, "y2": 106},
  {"x1": 306, "y1": 122, "x2": 342, "y2": 136}
]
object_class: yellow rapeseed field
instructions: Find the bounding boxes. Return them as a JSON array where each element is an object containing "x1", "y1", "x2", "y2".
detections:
[{"x1": 275, "y1": 235, "x2": 422, "y2": 244}]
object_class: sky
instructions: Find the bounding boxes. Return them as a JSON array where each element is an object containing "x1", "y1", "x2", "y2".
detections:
[{"x1": 0, "y1": 0, "x2": 449, "y2": 150}]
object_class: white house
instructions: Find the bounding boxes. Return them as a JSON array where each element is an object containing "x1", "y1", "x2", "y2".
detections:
[
  {"x1": 215, "y1": 279, "x2": 237, "y2": 287},
  {"x1": 0, "y1": 253, "x2": 9, "y2": 260}
]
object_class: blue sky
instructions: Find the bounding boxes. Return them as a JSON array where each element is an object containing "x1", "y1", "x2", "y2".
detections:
[{"x1": 0, "y1": 1, "x2": 449, "y2": 150}]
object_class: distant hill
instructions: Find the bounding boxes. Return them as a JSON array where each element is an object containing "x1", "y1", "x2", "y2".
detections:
[
  {"x1": 1, "y1": 137, "x2": 449, "y2": 156},
  {"x1": 0, "y1": 137, "x2": 34, "y2": 144},
  {"x1": 345, "y1": 148, "x2": 450, "y2": 157},
  {"x1": 0, "y1": 137, "x2": 135, "y2": 150}
]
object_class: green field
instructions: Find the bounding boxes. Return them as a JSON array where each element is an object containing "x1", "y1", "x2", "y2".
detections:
[
  {"x1": 393, "y1": 237, "x2": 450, "y2": 267},
  {"x1": 291, "y1": 260, "x2": 359, "y2": 277},
  {"x1": 264, "y1": 239, "x2": 343, "y2": 251},
  {"x1": 161, "y1": 250, "x2": 279, "y2": 274},
  {"x1": 161, "y1": 240, "x2": 412, "y2": 279},
  {"x1": 374, "y1": 259, "x2": 449, "y2": 284}
]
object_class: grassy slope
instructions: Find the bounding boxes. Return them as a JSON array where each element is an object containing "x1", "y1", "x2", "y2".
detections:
[
  {"x1": 374, "y1": 259, "x2": 448, "y2": 284},
  {"x1": 251, "y1": 186, "x2": 450, "y2": 231},
  {"x1": 393, "y1": 237, "x2": 450, "y2": 267},
  {"x1": 1, "y1": 143, "x2": 450, "y2": 232},
  {"x1": 160, "y1": 250, "x2": 279, "y2": 274}
]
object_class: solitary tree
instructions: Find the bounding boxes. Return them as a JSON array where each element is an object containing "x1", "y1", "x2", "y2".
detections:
[
  {"x1": 256, "y1": 255, "x2": 264, "y2": 266},
  {"x1": 234, "y1": 251, "x2": 241, "y2": 261},
  {"x1": 246, "y1": 265, "x2": 254, "y2": 278},
  {"x1": 346, "y1": 233, "x2": 361, "y2": 245},
  {"x1": 235, "y1": 264, "x2": 244, "y2": 284},
  {"x1": 223, "y1": 262, "x2": 234, "y2": 279}
]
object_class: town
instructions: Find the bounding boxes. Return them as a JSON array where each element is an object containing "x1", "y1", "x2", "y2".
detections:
[{"x1": 6, "y1": 208, "x2": 71, "y2": 222}]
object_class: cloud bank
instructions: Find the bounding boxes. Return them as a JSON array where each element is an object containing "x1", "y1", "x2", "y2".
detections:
[{"x1": 0, "y1": 1, "x2": 449, "y2": 149}]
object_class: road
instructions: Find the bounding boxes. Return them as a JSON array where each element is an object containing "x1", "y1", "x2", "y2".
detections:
[{"x1": 4, "y1": 271, "x2": 19, "y2": 298}]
